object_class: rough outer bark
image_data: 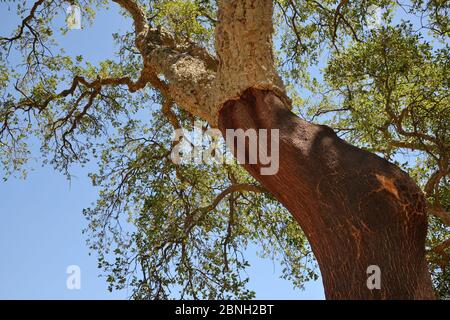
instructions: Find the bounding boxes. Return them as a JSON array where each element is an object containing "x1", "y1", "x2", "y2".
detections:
[
  {"x1": 112, "y1": 0, "x2": 289, "y2": 126},
  {"x1": 218, "y1": 88, "x2": 435, "y2": 300},
  {"x1": 213, "y1": 0, "x2": 290, "y2": 121}
]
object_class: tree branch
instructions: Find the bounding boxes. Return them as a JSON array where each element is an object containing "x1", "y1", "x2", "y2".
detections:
[
  {"x1": 0, "y1": 0, "x2": 45, "y2": 42},
  {"x1": 331, "y1": 0, "x2": 359, "y2": 44},
  {"x1": 428, "y1": 204, "x2": 450, "y2": 227},
  {"x1": 202, "y1": 183, "x2": 267, "y2": 213},
  {"x1": 182, "y1": 183, "x2": 267, "y2": 237},
  {"x1": 428, "y1": 238, "x2": 450, "y2": 269},
  {"x1": 112, "y1": 0, "x2": 147, "y2": 36},
  {"x1": 111, "y1": 0, "x2": 220, "y2": 124}
]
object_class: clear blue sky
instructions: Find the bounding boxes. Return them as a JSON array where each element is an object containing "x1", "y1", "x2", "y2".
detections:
[{"x1": 0, "y1": 2, "x2": 324, "y2": 299}]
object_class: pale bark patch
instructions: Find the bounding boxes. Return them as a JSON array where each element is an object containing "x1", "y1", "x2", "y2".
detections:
[{"x1": 211, "y1": 0, "x2": 290, "y2": 126}]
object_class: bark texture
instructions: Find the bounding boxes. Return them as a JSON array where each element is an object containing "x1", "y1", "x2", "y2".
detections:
[
  {"x1": 218, "y1": 88, "x2": 435, "y2": 299},
  {"x1": 214, "y1": 0, "x2": 290, "y2": 120}
]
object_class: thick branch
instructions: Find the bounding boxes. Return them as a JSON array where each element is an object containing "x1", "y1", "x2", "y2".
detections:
[
  {"x1": 111, "y1": 0, "x2": 220, "y2": 124},
  {"x1": 111, "y1": 0, "x2": 290, "y2": 127}
]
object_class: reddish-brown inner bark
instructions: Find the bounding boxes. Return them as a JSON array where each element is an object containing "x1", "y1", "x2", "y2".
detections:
[{"x1": 218, "y1": 88, "x2": 435, "y2": 299}]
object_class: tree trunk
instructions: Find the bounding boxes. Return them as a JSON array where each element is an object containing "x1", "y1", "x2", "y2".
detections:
[{"x1": 218, "y1": 88, "x2": 435, "y2": 299}]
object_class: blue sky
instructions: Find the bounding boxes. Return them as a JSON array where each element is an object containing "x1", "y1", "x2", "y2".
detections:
[{"x1": 0, "y1": 2, "x2": 324, "y2": 299}]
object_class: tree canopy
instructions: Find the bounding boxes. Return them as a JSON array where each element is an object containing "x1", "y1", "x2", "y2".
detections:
[{"x1": 0, "y1": 0, "x2": 448, "y2": 299}]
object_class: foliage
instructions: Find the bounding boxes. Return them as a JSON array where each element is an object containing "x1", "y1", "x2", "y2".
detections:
[{"x1": 0, "y1": 0, "x2": 448, "y2": 298}]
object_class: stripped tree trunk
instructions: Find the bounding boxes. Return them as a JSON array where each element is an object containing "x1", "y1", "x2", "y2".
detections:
[{"x1": 218, "y1": 88, "x2": 435, "y2": 299}]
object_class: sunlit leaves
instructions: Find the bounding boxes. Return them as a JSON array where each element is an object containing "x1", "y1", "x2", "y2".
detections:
[{"x1": 151, "y1": 0, "x2": 215, "y2": 44}]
